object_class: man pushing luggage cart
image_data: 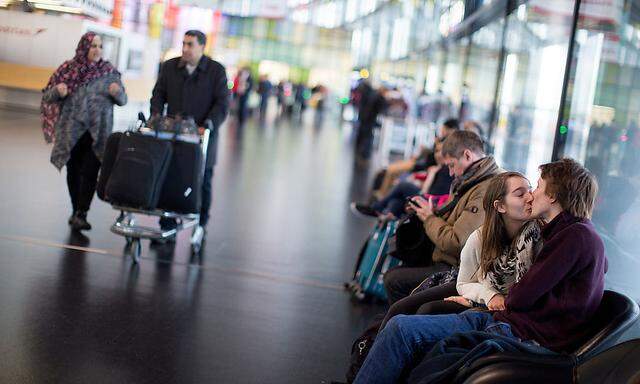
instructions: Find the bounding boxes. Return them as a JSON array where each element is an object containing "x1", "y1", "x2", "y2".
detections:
[
  {"x1": 98, "y1": 29, "x2": 228, "y2": 264},
  {"x1": 149, "y1": 29, "x2": 230, "y2": 246}
]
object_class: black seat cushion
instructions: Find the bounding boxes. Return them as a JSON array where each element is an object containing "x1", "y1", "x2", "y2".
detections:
[
  {"x1": 408, "y1": 290, "x2": 639, "y2": 384},
  {"x1": 573, "y1": 291, "x2": 639, "y2": 361},
  {"x1": 460, "y1": 361, "x2": 573, "y2": 384},
  {"x1": 577, "y1": 339, "x2": 640, "y2": 384}
]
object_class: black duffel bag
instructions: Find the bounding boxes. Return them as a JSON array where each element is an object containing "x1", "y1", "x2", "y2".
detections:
[
  {"x1": 387, "y1": 213, "x2": 434, "y2": 267},
  {"x1": 105, "y1": 132, "x2": 173, "y2": 210},
  {"x1": 96, "y1": 131, "x2": 123, "y2": 202},
  {"x1": 157, "y1": 139, "x2": 203, "y2": 214},
  {"x1": 345, "y1": 314, "x2": 385, "y2": 384}
]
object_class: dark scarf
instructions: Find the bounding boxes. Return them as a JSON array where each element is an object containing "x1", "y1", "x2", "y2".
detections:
[{"x1": 435, "y1": 156, "x2": 500, "y2": 217}]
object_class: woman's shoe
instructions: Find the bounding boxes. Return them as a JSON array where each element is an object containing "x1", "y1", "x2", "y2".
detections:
[
  {"x1": 71, "y1": 211, "x2": 92, "y2": 231},
  {"x1": 68, "y1": 211, "x2": 77, "y2": 225}
]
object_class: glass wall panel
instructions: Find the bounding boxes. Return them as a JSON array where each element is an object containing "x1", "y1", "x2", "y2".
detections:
[
  {"x1": 441, "y1": 38, "x2": 468, "y2": 118},
  {"x1": 416, "y1": 46, "x2": 453, "y2": 125},
  {"x1": 560, "y1": 0, "x2": 640, "y2": 300},
  {"x1": 463, "y1": 17, "x2": 504, "y2": 132},
  {"x1": 424, "y1": 45, "x2": 445, "y2": 94},
  {"x1": 491, "y1": 1, "x2": 575, "y2": 182}
]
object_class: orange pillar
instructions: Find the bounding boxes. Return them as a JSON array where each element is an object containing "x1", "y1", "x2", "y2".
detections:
[{"x1": 111, "y1": 0, "x2": 123, "y2": 28}]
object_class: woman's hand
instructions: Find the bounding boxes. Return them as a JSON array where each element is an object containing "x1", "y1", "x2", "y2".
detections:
[
  {"x1": 410, "y1": 196, "x2": 434, "y2": 222},
  {"x1": 487, "y1": 294, "x2": 506, "y2": 311},
  {"x1": 444, "y1": 296, "x2": 473, "y2": 307},
  {"x1": 108, "y1": 82, "x2": 121, "y2": 97},
  {"x1": 56, "y1": 83, "x2": 68, "y2": 98}
]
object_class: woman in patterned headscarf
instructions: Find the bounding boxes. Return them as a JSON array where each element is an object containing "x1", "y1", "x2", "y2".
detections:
[{"x1": 41, "y1": 32, "x2": 127, "y2": 231}]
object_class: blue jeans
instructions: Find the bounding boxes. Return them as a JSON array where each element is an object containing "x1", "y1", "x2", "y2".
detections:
[
  {"x1": 372, "y1": 181, "x2": 421, "y2": 218},
  {"x1": 353, "y1": 311, "x2": 521, "y2": 384}
]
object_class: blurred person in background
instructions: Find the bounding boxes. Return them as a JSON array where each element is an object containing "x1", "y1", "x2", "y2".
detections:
[
  {"x1": 233, "y1": 66, "x2": 253, "y2": 126},
  {"x1": 41, "y1": 32, "x2": 127, "y2": 231},
  {"x1": 294, "y1": 82, "x2": 307, "y2": 117},
  {"x1": 351, "y1": 138, "x2": 453, "y2": 220},
  {"x1": 311, "y1": 84, "x2": 328, "y2": 113},
  {"x1": 355, "y1": 84, "x2": 388, "y2": 163},
  {"x1": 463, "y1": 120, "x2": 492, "y2": 153},
  {"x1": 276, "y1": 80, "x2": 285, "y2": 115},
  {"x1": 371, "y1": 119, "x2": 460, "y2": 201},
  {"x1": 256, "y1": 74, "x2": 272, "y2": 119},
  {"x1": 463, "y1": 120, "x2": 484, "y2": 139},
  {"x1": 311, "y1": 84, "x2": 329, "y2": 127}
]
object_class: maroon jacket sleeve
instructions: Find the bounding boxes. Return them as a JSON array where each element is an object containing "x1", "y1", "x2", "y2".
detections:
[{"x1": 505, "y1": 225, "x2": 590, "y2": 311}]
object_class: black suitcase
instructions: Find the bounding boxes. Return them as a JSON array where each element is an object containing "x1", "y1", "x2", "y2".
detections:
[
  {"x1": 105, "y1": 132, "x2": 173, "y2": 209},
  {"x1": 97, "y1": 131, "x2": 123, "y2": 202},
  {"x1": 157, "y1": 140, "x2": 203, "y2": 213}
]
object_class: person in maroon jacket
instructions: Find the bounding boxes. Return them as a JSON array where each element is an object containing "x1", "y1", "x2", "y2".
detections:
[{"x1": 353, "y1": 158, "x2": 606, "y2": 384}]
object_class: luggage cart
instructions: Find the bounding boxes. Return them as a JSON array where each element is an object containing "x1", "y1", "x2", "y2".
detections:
[{"x1": 109, "y1": 119, "x2": 211, "y2": 264}]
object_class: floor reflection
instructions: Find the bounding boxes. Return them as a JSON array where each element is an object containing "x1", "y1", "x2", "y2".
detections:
[{"x1": 0, "y1": 107, "x2": 383, "y2": 382}]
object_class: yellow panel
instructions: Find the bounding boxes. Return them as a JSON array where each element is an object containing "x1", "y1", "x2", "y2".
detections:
[
  {"x1": 0, "y1": 61, "x2": 152, "y2": 102},
  {"x1": 0, "y1": 61, "x2": 54, "y2": 91}
]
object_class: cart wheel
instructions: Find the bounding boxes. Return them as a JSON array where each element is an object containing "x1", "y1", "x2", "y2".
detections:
[
  {"x1": 344, "y1": 279, "x2": 358, "y2": 291},
  {"x1": 130, "y1": 239, "x2": 142, "y2": 264},
  {"x1": 352, "y1": 287, "x2": 366, "y2": 301}
]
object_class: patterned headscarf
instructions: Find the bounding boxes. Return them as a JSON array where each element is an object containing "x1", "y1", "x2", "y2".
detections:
[{"x1": 40, "y1": 32, "x2": 119, "y2": 143}]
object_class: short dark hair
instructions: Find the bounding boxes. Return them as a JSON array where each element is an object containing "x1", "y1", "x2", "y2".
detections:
[
  {"x1": 442, "y1": 118, "x2": 460, "y2": 131},
  {"x1": 463, "y1": 120, "x2": 484, "y2": 138},
  {"x1": 185, "y1": 30, "x2": 206, "y2": 46},
  {"x1": 441, "y1": 130, "x2": 485, "y2": 158},
  {"x1": 539, "y1": 158, "x2": 598, "y2": 219}
]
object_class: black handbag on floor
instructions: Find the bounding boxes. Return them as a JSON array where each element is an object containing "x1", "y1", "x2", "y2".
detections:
[
  {"x1": 105, "y1": 132, "x2": 173, "y2": 210},
  {"x1": 346, "y1": 314, "x2": 385, "y2": 384},
  {"x1": 387, "y1": 214, "x2": 434, "y2": 267}
]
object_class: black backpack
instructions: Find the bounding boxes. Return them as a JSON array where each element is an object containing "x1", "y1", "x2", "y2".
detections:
[
  {"x1": 346, "y1": 314, "x2": 385, "y2": 383},
  {"x1": 387, "y1": 214, "x2": 434, "y2": 267}
]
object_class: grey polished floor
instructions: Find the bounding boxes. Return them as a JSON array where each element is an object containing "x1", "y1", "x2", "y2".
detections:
[{"x1": 0, "y1": 108, "x2": 385, "y2": 383}]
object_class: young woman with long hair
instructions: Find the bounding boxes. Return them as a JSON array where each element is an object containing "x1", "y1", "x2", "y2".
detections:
[{"x1": 443, "y1": 171, "x2": 542, "y2": 310}]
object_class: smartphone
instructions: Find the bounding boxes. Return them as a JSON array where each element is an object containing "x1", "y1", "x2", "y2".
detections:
[{"x1": 406, "y1": 197, "x2": 422, "y2": 208}]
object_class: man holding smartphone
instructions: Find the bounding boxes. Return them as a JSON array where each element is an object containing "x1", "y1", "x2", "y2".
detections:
[{"x1": 383, "y1": 130, "x2": 501, "y2": 303}]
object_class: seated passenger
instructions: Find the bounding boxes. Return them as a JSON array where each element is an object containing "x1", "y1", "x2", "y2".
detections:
[
  {"x1": 354, "y1": 158, "x2": 606, "y2": 384},
  {"x1": 378, "y1": 171, "x2": 542, "y2": 329},
  {"x1": 463, "y1": 120, "x2": 484, "y2": 139},
  {"x1": 383, "y1": 130, "x2": 501, "y2": 304},
  {"x1": 369, "y1": 118, "x2": 460, "y2": 201},
  {"x1": 463, "y1": 120, "x2": 495, "y2": 154},
  {"x1": 350, "y1": 139, "x2": 453, "y2": 220}
]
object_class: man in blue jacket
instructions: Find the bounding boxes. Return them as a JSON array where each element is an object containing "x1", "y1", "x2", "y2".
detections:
[{"x1": 354, "y1": 158, "x2": 607, "y2": 384}]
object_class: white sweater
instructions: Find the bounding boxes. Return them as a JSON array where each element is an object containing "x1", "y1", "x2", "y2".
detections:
[
  {"x1": 456, "y1": 229, "x2": 500, "y2": 305},
  {"x1": 456, "y1": 222, "x2": 540, "y2": 304}
]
